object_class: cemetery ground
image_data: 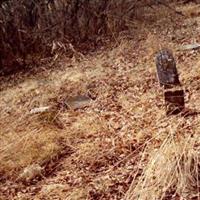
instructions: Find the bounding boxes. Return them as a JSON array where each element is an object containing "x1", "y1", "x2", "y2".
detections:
[{"x1": 1, "y1": 2, "x2": 200, "y2": 200}]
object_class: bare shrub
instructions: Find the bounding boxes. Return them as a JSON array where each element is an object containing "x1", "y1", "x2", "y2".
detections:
[
  {"x1": 0, "y1": 0, "x2": 171, "y2": 74},
  {"x1": 0, "y1": 0, "x2": 119, "y2": 74}
]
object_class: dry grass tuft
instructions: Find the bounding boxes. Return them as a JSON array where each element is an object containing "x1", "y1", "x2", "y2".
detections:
[{"x1": 125, "y1": 132, "x2": 200, "y2": 200}]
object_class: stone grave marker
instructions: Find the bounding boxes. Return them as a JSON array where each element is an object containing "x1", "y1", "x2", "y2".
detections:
[{"x1": 155, "y1": 49, "x2": 184, "y2": 115}]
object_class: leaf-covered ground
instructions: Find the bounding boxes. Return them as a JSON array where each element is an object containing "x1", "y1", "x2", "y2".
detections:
[{"x1": 1, "y1": 2, "x2": 200, "y2": 200}]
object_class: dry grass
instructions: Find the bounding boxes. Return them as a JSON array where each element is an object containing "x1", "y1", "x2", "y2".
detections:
[
  {"x1": 1, "y1": 2, "x2": 200, "y2": 200},
  {"x1": 125, "y1": 120, "x2": 200, "y2": 200}
]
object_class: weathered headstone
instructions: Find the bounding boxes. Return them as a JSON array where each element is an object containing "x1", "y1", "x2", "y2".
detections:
[
  {"x1": 155, "y1": 49, "x2": 184, "y2": 115},
  {"x1": 156, "y1": 49, "x2": 180, "y2": 88}
]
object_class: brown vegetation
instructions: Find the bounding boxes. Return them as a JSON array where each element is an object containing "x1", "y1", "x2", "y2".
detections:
[
  {"x1": 0, "y1": 0, "x2": 180, "y2": 75},
  {"x1": 1, "y1": 1, "x2": 200, "y2": 200},
  {"x1": 0, "y1": 0, "x2": 131, "y2": 74}
]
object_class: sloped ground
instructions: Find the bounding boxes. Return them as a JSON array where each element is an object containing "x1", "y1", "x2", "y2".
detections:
[{"x1": 1, "y1": 2, "x2": 200, "y2": 200}]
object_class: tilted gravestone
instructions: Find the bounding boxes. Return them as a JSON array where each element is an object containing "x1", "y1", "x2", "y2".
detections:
[{"x1": 155, "y1": 49, "x2": 184, "y2": 115}]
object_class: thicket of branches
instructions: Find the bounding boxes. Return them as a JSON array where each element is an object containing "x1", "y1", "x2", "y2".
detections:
[{"x1": 0, "y1": 0, "x2": 174, "y2": 74}]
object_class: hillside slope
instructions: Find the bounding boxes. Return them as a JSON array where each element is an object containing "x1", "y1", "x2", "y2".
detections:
[{"x1": 1, "y1": 2, "x2": 200, "y2": 200}]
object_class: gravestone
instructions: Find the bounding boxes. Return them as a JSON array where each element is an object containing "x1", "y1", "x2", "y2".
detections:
[{"x1": 155, "y1": 49, "x2": 184, "y2": 115}]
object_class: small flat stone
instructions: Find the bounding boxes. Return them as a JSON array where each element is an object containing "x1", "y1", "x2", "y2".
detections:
[
  {"x1": 66, "y1": 95, "x2": 92, "y2": 109},
  {"x1": 30, "y1": 106, "x2": 50, "y2": 114},
  {"x1": 179, "y1": 43, "x2": 200, "y2": 51},
  {"x1": 17, "y1": 164, "x2": 43, "y2": 182}
]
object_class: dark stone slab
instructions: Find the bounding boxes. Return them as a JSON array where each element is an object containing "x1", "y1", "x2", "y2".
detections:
[
  {"x1": 156, "y1": 49, "x2": 180, "y2": 89},
  {"x1": 155, "y1": 49, "x2": 185, "y2": 115},
  {"x1": 164, "y1": 89, "x2": 185, "y2": 115}
]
